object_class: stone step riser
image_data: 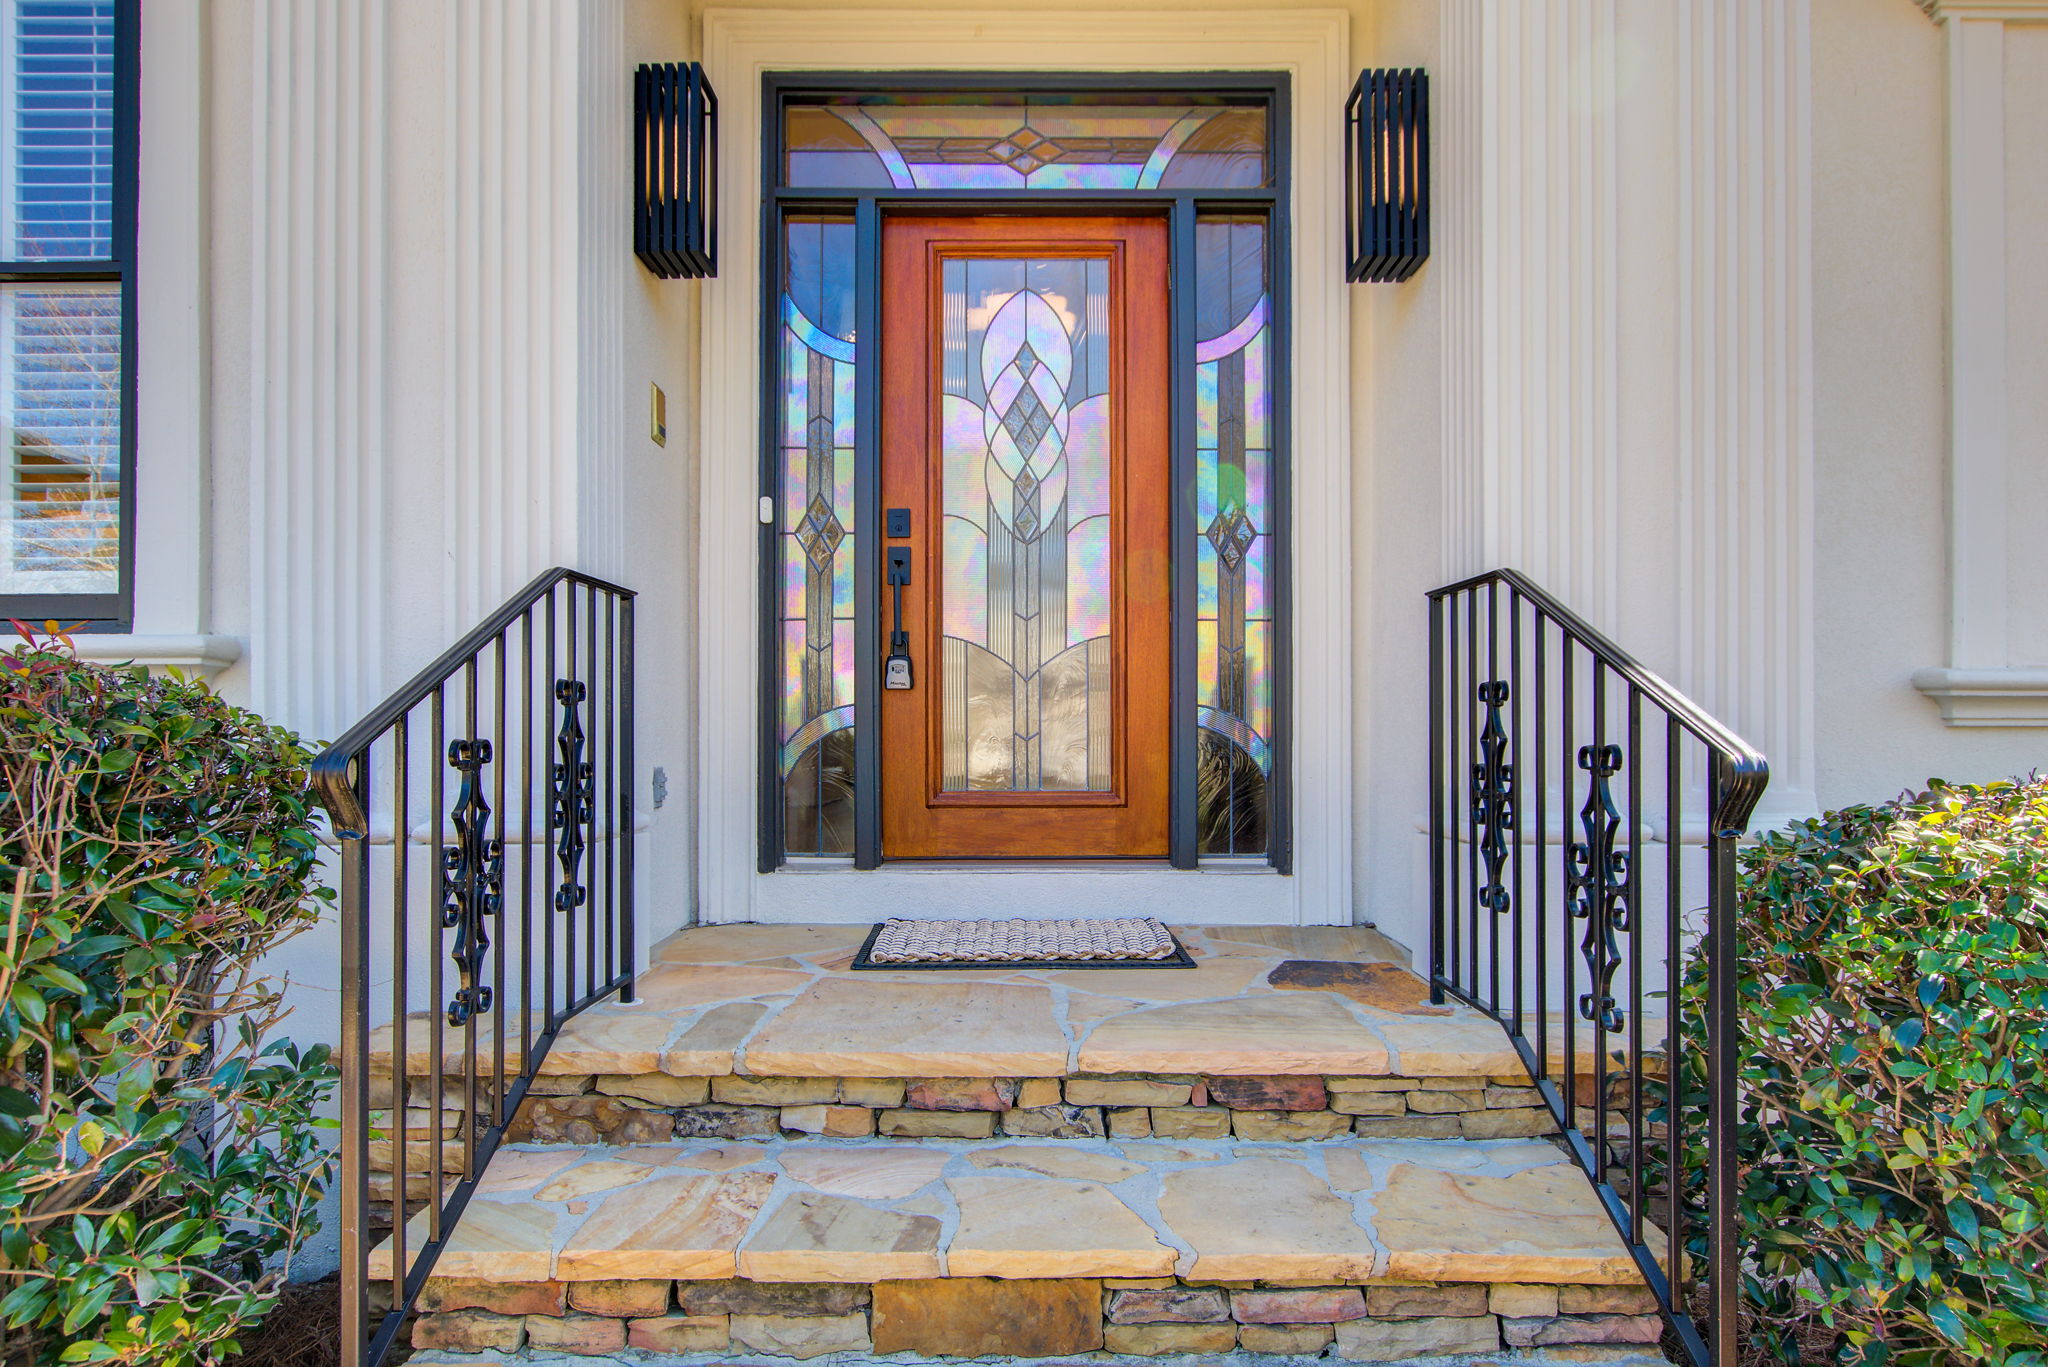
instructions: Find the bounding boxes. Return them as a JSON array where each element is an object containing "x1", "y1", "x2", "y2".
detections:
[
  {"x1": 365, "y1": 1069, "x2": 1644, "y2": 1163},
  {"x1": 403, "y1": 1274, "x2": 1665, "y2": 1361}
]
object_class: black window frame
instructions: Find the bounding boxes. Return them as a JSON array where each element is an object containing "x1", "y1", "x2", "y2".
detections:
[
  {"x1": 759, "y1": 70, "x2": 1292, "y2": 875},
  {"x1": 0, "y1": 0, "x2": 140, "y2": 630}
]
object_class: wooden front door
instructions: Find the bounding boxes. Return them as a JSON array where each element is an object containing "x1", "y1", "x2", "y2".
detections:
[{"x1": 880, "y1": 215, "x2": 1171, "y2": 858}]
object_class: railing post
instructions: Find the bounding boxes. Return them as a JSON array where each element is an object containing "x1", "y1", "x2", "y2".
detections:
[
  {"x1": 1707, "y1": 754, "x2": 1741, "y2": 1365},
  {"x1": 335, "y1": 755, "x2": 372, "y2": 1367},
  {"x1": 1427, "y1": 591, "x2": 1445, "y2": 1004},
  {"x1": 619, "y1": 593, "x2": 637, "y2": 1004}
]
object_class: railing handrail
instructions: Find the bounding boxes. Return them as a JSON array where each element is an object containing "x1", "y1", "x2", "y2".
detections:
[
  {"x1": 313, "y1": 566, "x2": 636, "y2": 1367},
  {"x1": 1428, "y1": 563, "x2": 1767, "y2": 1367},
  {"x1": 1427, "y1": 567, "x2": 1769, "y2": 833},
  {"x1": 312, "y1": 566, "x2": 636, "y2": 835}
]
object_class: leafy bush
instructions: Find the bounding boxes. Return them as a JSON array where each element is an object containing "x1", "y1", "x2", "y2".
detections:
[
  {"x1": 0, "y1": 633, "x2": 336, "y2": 1366},
  {"x1": 1698, "y1": 778, "x2": 2048, "y2": 1366}
]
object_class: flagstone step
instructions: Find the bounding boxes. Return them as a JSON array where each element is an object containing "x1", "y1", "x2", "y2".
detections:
[
  {"x1": 371, "y1": 1133, "x2": 1654, "y2": 1288},
  {"x1": 380, "y1": 1133, "x2": 1673, "y2": 1363}
]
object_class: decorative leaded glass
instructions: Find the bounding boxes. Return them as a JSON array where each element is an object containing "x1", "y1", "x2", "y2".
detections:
[
  {"x1": 779, "y1": 217, "x2": 857, "y2": 854},
  {"x1": 939, "y1": 256, "x2": 1114, "y2": 792},
  {"x1": 1194, "y1": 216, "x2": 1272, "y2": 855},
  {"x1": 786, "y1": 94, "x2": 1266, "y2": 191}
]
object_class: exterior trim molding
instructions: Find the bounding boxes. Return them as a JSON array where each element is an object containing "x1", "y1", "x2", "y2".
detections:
[
  {"x1": 697, "y1": 7, "x2": 1354, "y2": 925},
  {"x1": 1919, "y1": 4, "x2": 2044, "y2": 726},
  {"x1": 1911, "y1": 668, "x2": 2048, "y2": 727},
  {"x1": 61, "y1": 633, "x2": 243, "y2": 681},
  {"x1": 132, "y1": 0, "x2": 209, "y2": 644},
  {"x1": 1919, "y1": 1, "x2": 2048, "y2": 21}
]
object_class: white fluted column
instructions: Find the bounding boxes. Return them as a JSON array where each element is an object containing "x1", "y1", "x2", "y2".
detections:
[
  {"x1": 1673, "y1": 0, "x2": 1817, "y2": 818},
  {"x1": 246, "y1": 0, "x2": 387, "y2": 731},
  {"x1": 1438, "y1": 0, "x2": 1621, "y2": 623},
  {"x1": 1439, "y1": 0, "x2": 1817, "y2": 819},
  {"x1": 242, "y1": 1, "x2": 630, "y2": 739}
]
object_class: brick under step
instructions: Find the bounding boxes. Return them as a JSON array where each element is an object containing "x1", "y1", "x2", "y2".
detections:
[{"x1": 381, "y1": 1133, "x2": 1666, "y2": 1362}]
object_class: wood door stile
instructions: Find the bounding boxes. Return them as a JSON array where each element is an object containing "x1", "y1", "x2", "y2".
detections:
[{"x1": 880, "y1": 215, "x2": 1171, "y2": 859}]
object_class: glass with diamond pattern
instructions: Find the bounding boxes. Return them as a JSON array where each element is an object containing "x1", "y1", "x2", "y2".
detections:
[
  {"x1": 779, "y1": 216, "x2": 857, "y2": 854},
  {"x1": 1195, "y1": 216, "x2": 1273, "y2": 854},
  {"x1": 939, "y1": 255, "x2": 1114, "y2": 793},
  {"x1": 786, "y1": 93, "x2": 1267, "y2": 191}
]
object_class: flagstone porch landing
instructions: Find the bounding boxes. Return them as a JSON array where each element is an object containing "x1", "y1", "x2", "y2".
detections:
[{"x1": 373, "y1": 923, "x2": 1545, "y2": 1082}]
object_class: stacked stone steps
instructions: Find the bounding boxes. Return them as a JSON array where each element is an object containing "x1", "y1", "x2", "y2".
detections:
[
  {"x1": 371, "y1": 924, "x2": 1669, "y2": 1363},
  {"x1": 385, "y1": 1133, "x2": 1670, "y2": 1364}
]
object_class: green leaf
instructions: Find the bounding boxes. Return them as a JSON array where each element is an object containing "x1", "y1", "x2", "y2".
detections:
[
  {"x1": 1947, "y1": 1198, "x2": 1981, "y2": 1247},
  {"x1": 1927, "y1": 1299, "x2": 1968, "y2": 1344}
]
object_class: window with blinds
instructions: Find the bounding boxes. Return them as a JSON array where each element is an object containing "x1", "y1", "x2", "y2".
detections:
[{"x1": 0, "y1": 0, "x2": 130, "y2": 619}]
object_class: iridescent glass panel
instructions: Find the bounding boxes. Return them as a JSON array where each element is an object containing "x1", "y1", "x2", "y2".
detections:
[
  {"x1": 938, "y1": 255, "x2": 1114, "y2": 792},
  {"x1": 1194, "y1": 215, "x2": 1273, "y2": 854},
  {"x1": 786, "y1": 93, "x2": 1266, "y2": 191},
  {"x1": 779, "y1": 216, "x2": 857, "y2": 854}
]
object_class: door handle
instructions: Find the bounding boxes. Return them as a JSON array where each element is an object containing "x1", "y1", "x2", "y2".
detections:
[{"x1": 885, "y1": 547, "x2": 913, "y2": 689}]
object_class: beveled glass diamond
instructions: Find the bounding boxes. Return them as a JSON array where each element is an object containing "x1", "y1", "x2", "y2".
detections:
[
  {"x1": 1001, "y1": 378, "x2": 1053, "y2": 452},
  {"x1": 795, "y1": 494, "x2": 845, "y2": 570},
  {"x1": 1207, "y1": 507, "x2": 1253, "y2": 570}
]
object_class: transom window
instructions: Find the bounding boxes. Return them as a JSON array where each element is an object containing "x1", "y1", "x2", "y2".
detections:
[
  {"x1": 762, "y1": 75, "x2": 1288, "y2": 871},
  {"x1": 0, "y1": 0, "x2": 133, "y2": 626},
  {"x1": 783, "y1": 91, "x2": 1269, "y2": 190}
]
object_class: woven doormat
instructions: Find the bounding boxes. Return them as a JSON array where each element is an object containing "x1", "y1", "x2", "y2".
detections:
[{"x1": 851, "y1": 917, "x2": 1195, "y2": 970}]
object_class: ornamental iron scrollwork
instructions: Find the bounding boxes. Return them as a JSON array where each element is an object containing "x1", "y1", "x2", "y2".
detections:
[
  {"x1": 1470, "y1": 680, "x2": 1515, "y2": 914},
  {"x1": 551, "y1": 679, "x2": 595, "y2": 915},
  {"x1": 1566, "y1": 742, "x2": 1629, "y2": 1033},
  {"x1": 442, "y1": 738, "x2": 503, "y2": 1026}
]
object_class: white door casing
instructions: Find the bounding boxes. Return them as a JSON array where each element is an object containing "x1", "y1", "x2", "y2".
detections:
[{"x1": 695, "y1": 8, "x2": 1354, "y2": 924}]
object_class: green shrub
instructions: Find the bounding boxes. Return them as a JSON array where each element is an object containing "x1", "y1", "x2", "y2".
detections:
[
  {"x1": 0, "y1": 633, "x2": 336, "y2": 1366},
  {"x1": 1694, "y1": 778, "x2": 2048, "y2": 1366}
]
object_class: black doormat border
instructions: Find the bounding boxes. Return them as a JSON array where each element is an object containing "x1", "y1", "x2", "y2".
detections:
[{"x1": 849, "y1": 920, "x2": 1198, "y2": 970}]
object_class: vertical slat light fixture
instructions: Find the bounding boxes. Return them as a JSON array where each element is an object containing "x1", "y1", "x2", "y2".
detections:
[
  {"x1": 634, "y1": 62, "x2": 717, "y2": 279},
  {"x1": 1345, "y1": 68, "x2": 1429, "y2": 283}
]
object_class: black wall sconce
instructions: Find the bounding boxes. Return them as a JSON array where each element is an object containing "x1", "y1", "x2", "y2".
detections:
[
  {"x1": 1345, "y1": 68, "x2": 1428, "y2": 283},
  {"x1": 634, "y1": 61, "x2": 717, "y2": 279}
]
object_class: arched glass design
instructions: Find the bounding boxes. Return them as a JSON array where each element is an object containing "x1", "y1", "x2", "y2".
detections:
[
  {"x1": 786, "y1": 94, "x2": 1267, "y2": 191},
  {"x1": 939, "y1": 255, "x2": 1114, "y2": 792}
]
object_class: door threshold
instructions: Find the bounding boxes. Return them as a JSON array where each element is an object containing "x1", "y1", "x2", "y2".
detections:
[{"x1": 777, "y1": 858, "x2": 1279, "y2": 874}]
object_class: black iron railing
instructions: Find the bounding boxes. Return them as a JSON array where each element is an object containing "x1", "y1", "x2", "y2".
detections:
[
  {"x1": 1427, "y1": 569, "x2": 1766, "y2": 1367},
  {"x1": 312, "y1": 568, "x2": 636, "y2": 1367}
]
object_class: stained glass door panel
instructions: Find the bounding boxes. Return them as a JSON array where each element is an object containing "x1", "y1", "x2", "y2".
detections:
[{"x1": 881, "y1": 217, "x2": 1170, "y2": 858}]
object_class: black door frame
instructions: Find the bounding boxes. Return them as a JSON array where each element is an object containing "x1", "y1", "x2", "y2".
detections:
[{"x1": 756, "y1": 70, "x2": 1293, "y2": 874}]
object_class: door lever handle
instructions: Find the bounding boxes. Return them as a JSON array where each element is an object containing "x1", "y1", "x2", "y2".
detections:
[{"x1": 885, "y1": 548, "x2": 913, "y2": 689}]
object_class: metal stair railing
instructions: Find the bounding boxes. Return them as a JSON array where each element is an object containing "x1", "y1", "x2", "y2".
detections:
[
  {"x1": 1427, "y1": 568, "x2": 1767, "y2": 1367},
  {"x1": 311, "y1": 567, "x2": 636, "y2": 1367}
]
